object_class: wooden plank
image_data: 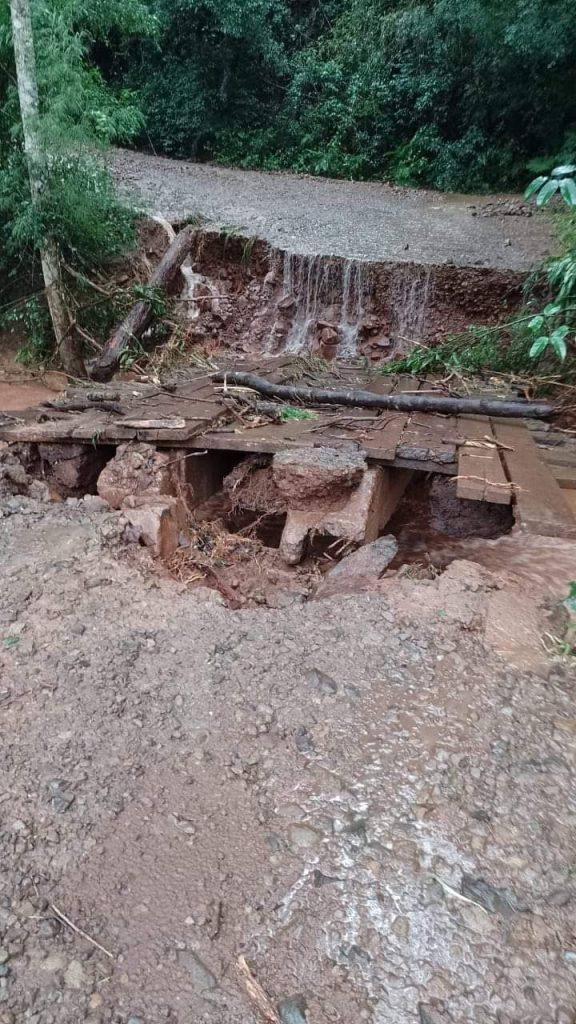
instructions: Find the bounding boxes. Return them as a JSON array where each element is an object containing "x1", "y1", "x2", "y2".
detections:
[
  {"x1": 359, "y1": 377, "x2": 420, "y2": 461},
  {"x1": 456, "y1": 416, "x2": 511, "y2": 505},
  {"x1": 549, "y1": 463, "x2": 576, "y2": 490},
  {"x1": 396, "y1": 411, "x2": 457, "y2": 466},
  {"x1": 493, "y1": 419, "x2": 576, "y2": 538},
  {"x1": 540, "y1": 447, "x2": 576, "y2": 468}
]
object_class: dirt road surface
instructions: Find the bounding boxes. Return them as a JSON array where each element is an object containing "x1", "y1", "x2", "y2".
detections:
[
  {"x1": 1, "y1": 496, "x2": 576, "y2": 1024},
  {"x1": 111, "y1": 149, "x2": 556, "y2": 272}
]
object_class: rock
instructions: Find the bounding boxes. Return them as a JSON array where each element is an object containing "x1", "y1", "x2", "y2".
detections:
[
  {"x1": 419, "y1": 1004, "x2": 447, "y2": 1024},
  {"x1": 47, "y1": 779, "x2": 75, "y2": 813},
  {"x1": 39, "y1": 953, "x2": 66, "y2": 973},
  {"x1": 313, "y1": 869, "x2": 341, "y2": 887},
  {"x1": 278, "y1": 995, "x2": 308, "y2": 1024},
  {"x1": 273, "y1": 448, "x2": 366, "y2": 507},
  {"x1": 547, "y1": 888, "x2": 572, "y2": 907},
  {"x1": 123, "y1": 496, "x2": 185, "y2": 560},
  {"x1": 126, "y1": 1017, "x2": 143, "y2": 1024},
  {"x1": 64, "y1": 959, "x2": 86, "y2": 989},
  {"x1": 328, "y1": 535, "x2": 398, "y2": 579},
  {"x1": 294, "y1": 725, "x2": 315, "y2": 755},
  {"x1": 80, "y1": 494, "x2": 109, "y2": 512},
  {"x1": 306, "y1": 669, "x2": 337, "y2": 695},
  {"x1": 97, "y1": 443, "x2": 177, "y2": 509},
  {"x1": 0, "y1": 953, "x2": 7, "y2": 967},
  {"x1": 27, "y1": 480, "x2": 52, "y2": 502},
  {"x1": 315, "y1": 534, "x2": 398, "y2": 597},
  {"x1": 177, "y1": 950, "x2": 217, "y2": 991},
  {"x1": 289, "y1": 824, "x2": 320, "y2": 849}
]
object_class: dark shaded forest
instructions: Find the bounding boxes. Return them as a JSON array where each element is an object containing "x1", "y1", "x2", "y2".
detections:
[{"x1": 106, "y1": 0, "x2": 576, "y2": 191}]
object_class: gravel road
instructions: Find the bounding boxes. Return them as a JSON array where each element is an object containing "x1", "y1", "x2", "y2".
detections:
[
  {"x1": 1, "y1": 496, "x2": 576, "y2": 1024},
  {"x1": 111, "y1": 148, "x2": 556, "y2": 271}
]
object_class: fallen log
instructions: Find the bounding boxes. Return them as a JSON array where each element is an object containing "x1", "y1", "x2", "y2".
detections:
[
  {"x1": 90, "y1": 224, "x2": 196, "y2": 382},
  {"x1": 213, "y1": 372, "x2": 554, "y2": 419}
]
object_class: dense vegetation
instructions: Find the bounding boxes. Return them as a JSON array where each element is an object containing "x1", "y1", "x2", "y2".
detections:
[
  {"x1": 0, "y1": 0, "x2": 575, "y2": 373},
  {"x1": 110, "y1": 0, "x2": 576, "y2": 192}
]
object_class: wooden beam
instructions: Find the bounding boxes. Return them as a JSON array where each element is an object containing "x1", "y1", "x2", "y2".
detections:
[
  {"x1": 493, "y1": 419, "x2": 576, "y2": 538},
  {"x1": 456, "y1": 416, "x2": 511, "y2": 505}
]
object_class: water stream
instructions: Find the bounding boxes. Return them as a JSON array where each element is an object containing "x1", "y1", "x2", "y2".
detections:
[
  {"x1": 279, "y1": 252, "x2": 432, "y2": 358},
  {"x1": 283, "y1": 252, "x2": 367, "y2": 356}
]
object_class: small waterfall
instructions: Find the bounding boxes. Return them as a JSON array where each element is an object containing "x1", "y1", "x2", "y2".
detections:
[
  {"x1": 339, "y1": 261, "x2": 366, "y2": 357},
  {"x1": 282, "y1": 252, "x2": 367, "y2": 356},
  {"x1": 177, "y1": 262, "x2": 220, "y2": 320},
  {"x1": 389, "y1": 265, "x2": 432, "y2": 353}
]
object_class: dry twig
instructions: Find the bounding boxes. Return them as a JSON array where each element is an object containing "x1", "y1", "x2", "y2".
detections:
[
  {"x1": 237, "y1": 956, "x2": 281, "y2": 1024},
  {"x1": 50, "y1": 902, "x2": 114, "y2": 959}
]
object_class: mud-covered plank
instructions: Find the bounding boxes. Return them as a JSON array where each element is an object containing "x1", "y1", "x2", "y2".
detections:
[
  {"x1": 359, "y1": 376, "x2": 421, "y2": 461},
  {"x1": 493, "y1": 419, "x2": 576, "y2": 537},
  {"x1": 456, "y1": 416, "x2": 511, "y2": 504}
]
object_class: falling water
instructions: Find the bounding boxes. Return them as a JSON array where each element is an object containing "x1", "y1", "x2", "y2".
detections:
[
  {"x1": 282, "y1": 252, "x2": 367, "y2": 355},
  {"x1": 177, "y1": 262, "x2": 220, "y2": 320},
  {"x1": 339, "y1": 261, "x2": 366, "y2": 357},
  {"x1": 389, "y1": 264, "x2": 432, "y2": 354}
]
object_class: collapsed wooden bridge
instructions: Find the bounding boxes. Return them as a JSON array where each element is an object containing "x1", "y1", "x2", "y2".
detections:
[{"x1": 2, "y1": 357, "x2": 576, "y2": 540}]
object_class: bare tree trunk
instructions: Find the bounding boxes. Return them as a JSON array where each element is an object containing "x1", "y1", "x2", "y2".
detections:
[
  {"x1": 91, "y1": 224, "x2": 196, "y2": 381},
  {"x1": 9, "y1": 0, "x2": 85, "y2": 378}
]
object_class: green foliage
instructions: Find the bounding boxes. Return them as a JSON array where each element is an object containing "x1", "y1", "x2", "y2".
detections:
[
  {"x1": 132, "y1": 282, "x2": 168, "y2": 316},
  {"x1": 382, "y1": 315, "x2": 575, "y2": 379},
  {"x1": 0, "y1": 296, "x2": 52, "y2": 366},
  {"x1": 525, "y1": 165, "x2": 576, "y2": 207},
  {"x1": 0, "y1": 0, "x2": 154, "y2": 274},
  {"x1": 120, "y1": 0, "x2": 576, "y2": 191},
  {"x1": 279, "y1": 406, "x2": 316, "y2": 422}
]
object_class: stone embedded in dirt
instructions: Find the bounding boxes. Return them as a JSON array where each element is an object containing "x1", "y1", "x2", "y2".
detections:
[
  {"x1": 38, "y1": 443, "x2": 107, "y2": 498},
  {"x1": 306, "y1": 668, "x2": 337, "y2": 695},
  {"x1": 64, "y1": 959, "x2": 86, "y2": 990},
  {"x1": 278, "y1": 995, "x2": 308, "y2": 1024},
  {"x1": 80, "y1": 494, "x2": 109, "y2": 512},
  {"x1": 176, "y1": 950, "x2": 217, "y2": 991},
  {"x1": 123, "y1": 496, "x2": 184, "y2": 560},
  {"x1": 419, "y1": 1004, "x2": 448, "y2": 1024},
  {"x1": 288, "y1": 823, "x2": 321, "y2": 849},
  {"x1": 294, "y1": 725, "x2": 316, "y2": 755},
  {"x1": 47, "y1": 779, "x2": 75, "y2": 814},
  {"x1": 97, "y1": 443, "x2": 176, "y2": 509},
  {"x1": 273, "y1": 447, "x2": 366, "y2": 507},
  {"x1": 315, "y1": 535, "x2": 398, "y2": 599},
  {"x1": 460, "y1": 874, "x2": 518, "y2": 917}
]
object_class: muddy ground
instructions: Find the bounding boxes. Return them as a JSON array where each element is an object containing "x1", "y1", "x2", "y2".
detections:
[
  {"x1": 1, "y1": 494, "x2": 576, "y2": 1024},
  {"x1": 111, "y1": 149, "x2": 555, "y2": 272}
]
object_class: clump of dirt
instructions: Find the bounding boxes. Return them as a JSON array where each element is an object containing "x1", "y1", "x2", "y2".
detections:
[{"x1": 164, "y1": 516, "x2": 318, "y2": 608}]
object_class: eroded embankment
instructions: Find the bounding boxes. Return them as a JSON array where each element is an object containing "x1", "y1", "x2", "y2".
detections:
[{"x1": 169, "y1": 228, "x2": 531, "y2": 363}]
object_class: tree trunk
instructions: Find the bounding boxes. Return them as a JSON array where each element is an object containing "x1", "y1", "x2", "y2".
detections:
[
  {"x1": 9, "y1": 0, "x2": 85, "y2": 378},
  {"x1": 212, "y1": 371, "x2": 554, "y2": 419},
  {"x1": 90, "y1": 224, "x2": 197, "y2": 382}
]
